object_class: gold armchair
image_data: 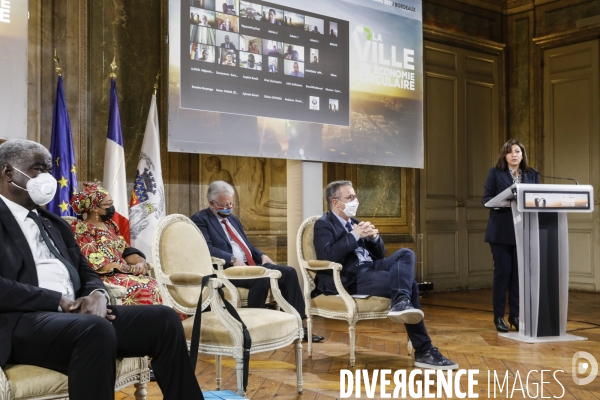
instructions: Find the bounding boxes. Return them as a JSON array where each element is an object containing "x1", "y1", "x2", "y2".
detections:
[
  {"x1": 152, "y1": 214, "x2": 303, "y2": 396},
  {"x1": 297, "y1": 216, "x2": 412, "y2": 367},
  {"x1": 0, "y1": 283, "x2": 150, "y2": 400}
]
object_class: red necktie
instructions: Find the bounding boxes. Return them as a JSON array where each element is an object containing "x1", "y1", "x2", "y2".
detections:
[{"x1": 221, "y1": 219, "x2": 256, "y2": 266}]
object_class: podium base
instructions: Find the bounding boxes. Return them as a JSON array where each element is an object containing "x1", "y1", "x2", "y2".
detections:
[{"x1": 498, "y1": 332, "x2": 587, "y2": 343}]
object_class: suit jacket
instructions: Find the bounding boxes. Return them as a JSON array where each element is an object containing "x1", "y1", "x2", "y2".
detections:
[
  {"x1": 220, "y1": 42, "x2": 237, "y2": 50},
  {"x1": 0, "y1": 198, "x2": 105, "y2": 367},
  {"x1": 482, "y1": 167, "x2": 540, "y2": 245},
  {"x1": 190, "y1": 208, "x2": 264, "y2": 266},
  {"x1": 312, "y1": 211, "x2": 386, "y2": 295}
]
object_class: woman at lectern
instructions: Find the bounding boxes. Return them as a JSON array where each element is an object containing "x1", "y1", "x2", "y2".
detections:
[{"x1": 482, "y1": 139, "x2": 540, "y2": 333}]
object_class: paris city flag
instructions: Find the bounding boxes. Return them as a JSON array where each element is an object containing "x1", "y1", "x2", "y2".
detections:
[
  {"x1": 129, "y1": 94, "x2": 165, "y2": 262},
  {"x1": 104, "y1": 79, "x2": 130, "y2": 242},
  {"x1": 47, "y1": 75, "x2": 78, "y2": 216}
]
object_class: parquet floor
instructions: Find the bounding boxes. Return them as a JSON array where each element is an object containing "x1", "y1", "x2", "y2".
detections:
[{"x1": 117, "y1": 289, "x2": 600, "y2": 399}]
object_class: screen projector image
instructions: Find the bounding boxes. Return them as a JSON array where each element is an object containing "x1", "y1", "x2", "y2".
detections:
[{"x1": 170, "y1": 0, "x2": 423, "y2": 168}]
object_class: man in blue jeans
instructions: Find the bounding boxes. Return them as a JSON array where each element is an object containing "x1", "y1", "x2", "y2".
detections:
[{"x1": 313, "y1": 180, "x2": 458, "y2": 369}]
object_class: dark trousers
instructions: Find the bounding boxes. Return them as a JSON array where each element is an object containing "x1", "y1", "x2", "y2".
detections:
[
  {"x1": 355, "y1": 248, "x2": 432, "y2": 356},
  {"x1": 9, "y1": 305, "x2": 202, "y2": 400},
  {"x1": 232, "y1": 263, "x2": 306, "y2": 319},
  {"x1": 490, "y1": 243, "x2": 519, "y2": 318}
]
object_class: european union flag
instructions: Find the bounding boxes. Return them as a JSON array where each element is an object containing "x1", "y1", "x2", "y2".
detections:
[{"x1": 47, "y1": 76, "x2": 78, "y2": 216}]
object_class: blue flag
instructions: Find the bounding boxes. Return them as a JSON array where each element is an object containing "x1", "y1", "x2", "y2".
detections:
[{"x1": 48, "y1": 76, "x2": 78, "y2": 216}]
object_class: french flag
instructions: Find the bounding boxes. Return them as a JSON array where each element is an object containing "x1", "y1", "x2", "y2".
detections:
[{"x1": 104, "y1": 79, "x2": 130, "y2": 242}]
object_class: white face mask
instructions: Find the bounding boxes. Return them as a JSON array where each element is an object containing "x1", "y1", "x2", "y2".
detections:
[
  {"x1": 11, "y1": 166, "x2": 58, "y2": 206},
  {"x1": 338, "y1": 198, "x2": 359, "y2": 218}
]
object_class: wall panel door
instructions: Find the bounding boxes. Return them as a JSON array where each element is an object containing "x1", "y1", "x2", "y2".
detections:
[
  {"x1": 421, "y1": 41, "x2": 501, "y2": 290},
  {"x1": 543, "y1": 40, "x2": 600, "y2": 292}
]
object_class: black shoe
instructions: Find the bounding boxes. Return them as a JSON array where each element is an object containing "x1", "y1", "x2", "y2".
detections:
[
  {"x1": 303, "y1": 327, "x2": 324, "y2": 342},
  {"x1": 414, "y1": 347, "x2": 458, "y2": 370},
  {"x1": 508, "y1": 316, "x2": 519, "y2": 332},
  {"x1": 494, "y1": 317, "x2": 509, "y2": 332},
  {"x1": 149, "y1": 368, "x2": 156, "y2": 381},
  {"x1": 387, "y1": 298, "x2": 424, "y2": 324}
]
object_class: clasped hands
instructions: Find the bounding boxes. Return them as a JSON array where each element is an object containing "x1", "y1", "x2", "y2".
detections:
[
  {"x1": 232, "y1": 253, "x2": 274, "y2": 266},
  {"x1": 353, "y1": 221, "x2": 379, "y2": 239},
  {"x1": 59, "y1": 291, "x2": 114, "y2": 321},
  {"x1": 124, "y1": 254, "x2": 148, "y2": 276}
]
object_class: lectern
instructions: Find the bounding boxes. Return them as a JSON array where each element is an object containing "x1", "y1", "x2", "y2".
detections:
[{"x1": 485, "y1": 183, "x2": 594, "y2": 343}]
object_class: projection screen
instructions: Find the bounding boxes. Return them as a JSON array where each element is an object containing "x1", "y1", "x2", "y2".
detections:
[{"x1": 169, "y1": 0, "x2": 423, "y2": 168}]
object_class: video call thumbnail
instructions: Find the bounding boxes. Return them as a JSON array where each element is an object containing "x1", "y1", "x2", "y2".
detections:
[
  {"x1": 264, "y1": 7, "x2": 283, "y2": 25},
  {"x1": 239, "y1": 51, "x2": 262, "y2": 70},
  {"x1": 190, "y1": 26, "x2": 216, "y2": 45},
  {"x1": 240, "y1": 35, "x2": 261, "y2": 54},
  {"x1": 283, "y1": 44, "x2": 304, "y2": 62},
  {"x1": 284, "y1": 11, "x2": 304, "y2": 29},
  {"x1": 190, "y1": 43, "x2": 216, "y2": 62},
  {"x1": 267, "y1": 56, "x2": 278, "y2": 73},
  {"x1": 305, "y1": 16, "x2": 323, "y2": 34},
  {"x1": 216, "y1": 12, "x2": 239, "y2": 32},
  {"x1": 218, "y1": 48, "x2": 237, "y2": 66},
  {"x1": 329, "y1": 99, "x2": 339, "y2": 112},
  {"x1": 329, "y1": 21, "x2": 338, "y2": 37},
  {"x1": 263, "y1": 40, "x2": 283, "y2": 57},
  {"x1": 216, "y1": 30, "x2": 238, "y2": 50},
  {"x1": 310, "y1": 48, "x2": 319, "y2": 64},
  {"x1": 239, "y1": 1, "x2": 261, "y2": 20},
  {"x1": 190, "y1": 7, "x2": 215, "y2": 27},
  {"x1": 284, "y1": 59, "x2": 304, "y2": 77}
]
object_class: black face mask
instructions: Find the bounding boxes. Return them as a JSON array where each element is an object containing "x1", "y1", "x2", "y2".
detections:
[{"x1": 100, "y1": 205, "x2": 116, "y2": 222}]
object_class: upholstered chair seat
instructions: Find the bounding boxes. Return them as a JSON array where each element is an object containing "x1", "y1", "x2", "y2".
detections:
[{"x1": 0, "y1": 357, "x2": 149, "y2": 400}]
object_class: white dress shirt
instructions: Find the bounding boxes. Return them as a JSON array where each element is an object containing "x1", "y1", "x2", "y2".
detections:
[
  {"x1": 217, "y1": 215, "x2": 252, "y2": 263},
  {"x1": 0, "y1": 194, "x2": 75, "y2": 301}
]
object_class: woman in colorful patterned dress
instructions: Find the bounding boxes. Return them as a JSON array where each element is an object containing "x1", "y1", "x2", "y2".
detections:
[{"x1": 70, "y1": 182, "x2": 162, "y2": 305}]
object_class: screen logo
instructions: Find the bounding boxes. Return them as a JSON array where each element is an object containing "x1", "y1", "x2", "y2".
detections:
[
  {"x1": 310, "y1": 96, "x2": 319, "y2": 110},
  {"x1": 572, "y1": 351, "x2": 598, "y2": 385}
]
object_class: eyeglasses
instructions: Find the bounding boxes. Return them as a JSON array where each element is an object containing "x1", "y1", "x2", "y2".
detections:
[
  {"x1": 337, "y1": 194, "x2": 357, "y2": 202},
  {"x1": 212, "y1": 201, "x2": 235, "y2": 208}
]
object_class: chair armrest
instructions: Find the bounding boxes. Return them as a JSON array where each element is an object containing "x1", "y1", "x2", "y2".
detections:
[
  {"x1": 305, "y1": 260, "x2": 357, "y2": 315},
  {"x1": 212, "y1": 257, "x2": 226, "y2": 270},
  {"x1": 0, "y1": 364, "x2": 9, "y2": 398},
  {"x1": 306, "y1": 260, "x2": 342, "y2": 271},
  {"x1": 222, "y1": 266, "x2": 281, "y2": 280}
]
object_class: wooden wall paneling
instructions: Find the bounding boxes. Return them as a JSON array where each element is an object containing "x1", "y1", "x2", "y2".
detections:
[
  {"x1": 535, "y1": 0, "x2": 600, "y2": 37},
  {"x1": 505, "y1": 11, "x2": 535, "y2": 161},
  {"x1": 542, "y1": 39, "x2": 599, "y2": 291}
]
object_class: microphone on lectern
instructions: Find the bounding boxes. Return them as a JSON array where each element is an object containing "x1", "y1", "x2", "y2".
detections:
[{"x1": 530, "y1": 167, "x2": 579, "y2": 185}]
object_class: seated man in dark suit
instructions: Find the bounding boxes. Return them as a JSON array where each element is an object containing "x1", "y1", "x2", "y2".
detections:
[
  {"x1": 313, "y1": 180, "x2": 458, "y2": 370},
  {"x1": 191, "y1": 180, "x2": 324, "y2": 343},
  {"x1": 220, "y1": 34, "x2": 237, "y2": 50},
  {"x1": 0, "y1": 139, "x2": 203, "y2": 400}
]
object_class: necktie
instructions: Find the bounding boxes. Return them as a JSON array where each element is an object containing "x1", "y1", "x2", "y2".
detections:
[
  {"x1": 221, "y1": 219, "x2": 256, "y2": 266},
  {"x1": 27, "y1": 211, "x2": 81, "y2": 292},
  {"x1": 345, "y1": 221, "x2": 353, "y2": 232}
]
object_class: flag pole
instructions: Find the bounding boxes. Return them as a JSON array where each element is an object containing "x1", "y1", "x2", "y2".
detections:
[
  {"x1": 153, "y1": 69, "x2": 160, "y2": 96},
  {"x1": 110, "y1": 57, "x2": 117, "y2": 80},
  {"x1": 53, "y1": 49, "x2": 62, "y2": 76}
]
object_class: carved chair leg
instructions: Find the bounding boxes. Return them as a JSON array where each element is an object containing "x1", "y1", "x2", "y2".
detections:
[
  {"x1": 349, "y1": 322, "x2": 356, "y2": 368},
  {"x1": 407, "y1": 334, "x2": 413, "y2": 356},
  {"x1": 307, "y1": 315, "x2": 313, "y2": 358},
  {"x1": 134, "y1": 382, "x2": 147, "y2": 400},
  {"x1": 215, "y1": 355, "x2": 222, "y2": 390},
  {"x1": 235, "y1": 356, "x2": 244, "y2": 396},
  {"x1": 295, "y1": 339, "x2": 303, "y2": 393}
]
